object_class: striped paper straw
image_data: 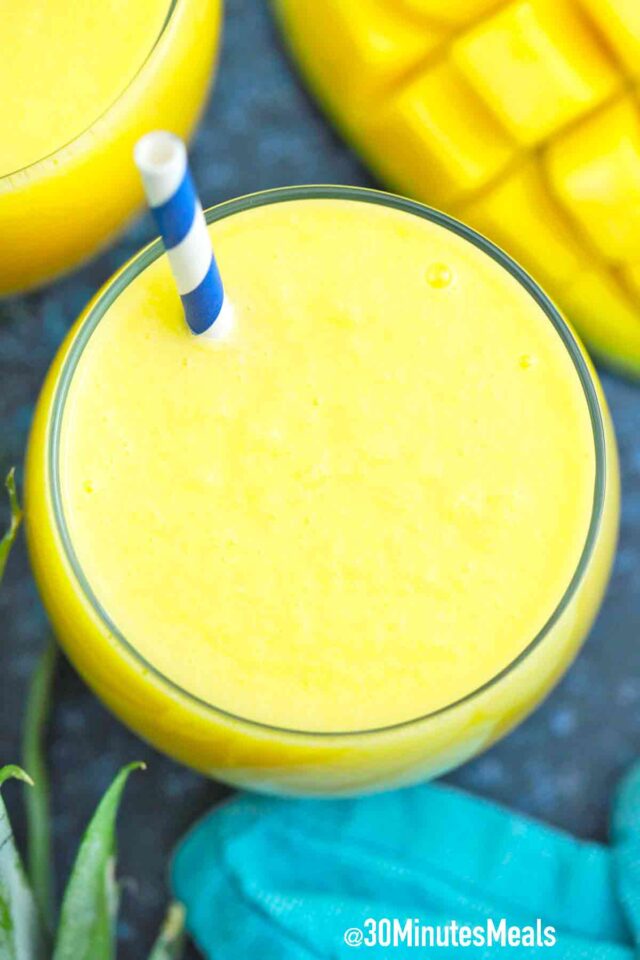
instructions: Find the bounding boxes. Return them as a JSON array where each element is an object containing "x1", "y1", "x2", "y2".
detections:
[{"x1": 134, "y1": 131, "x2": 229, "y2": 338}]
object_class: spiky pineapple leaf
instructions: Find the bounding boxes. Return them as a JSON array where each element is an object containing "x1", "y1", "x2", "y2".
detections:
[
  {"x1": 0, "y1": 768, "x2": 33, "y2": 790},
  {"x1": 22, "y1": 643, "x2": 57, "y2": 931},
  {"x1": 0, "y1": 766, "x2": 48, "y2": 960},
  {"x1": 0, "y1": 469, "x2": 21, "y2": 583},
  {"x1": 52, "y1": 762, "x2": 144, "y2": 960},
  {"x1": 148, "y1": 902, "x2": 186, "y2": 960}
]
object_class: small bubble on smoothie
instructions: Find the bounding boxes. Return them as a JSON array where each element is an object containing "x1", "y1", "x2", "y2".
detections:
[
  {"x1": 83, "y1": 481, "x2": 94, "y2": 494},
  {"x1": 426, "y1": 263, "x2": 453, "y2": 289},
  {"x1": 519, "y1": 353, "x2": 538, "y2": 370}
]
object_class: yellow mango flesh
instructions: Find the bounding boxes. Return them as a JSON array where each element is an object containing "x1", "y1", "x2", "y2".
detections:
[
  {"x1": 274, "y1": 0, "x2": 640, "y2": 377},
  {"x1": 452, "y1": 0, "x2": 619, "y2": 146},
  {"x1": 372, "y1": 59, "x2": 514, "y2": 207},
  {"x1": 58, "y1": 199, "x2": 595, "y2": 733},
  {"x1": 546, "y1": 98, "x2": 640, "y2": 263}
]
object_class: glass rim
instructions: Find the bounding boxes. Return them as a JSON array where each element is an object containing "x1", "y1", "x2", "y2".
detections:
[
  {"x1": 48, "y1": 184, "x2": 608, "y2": 739},
  {"x1": 0, "y1": 0, "x2": 179, "y2": 184}
]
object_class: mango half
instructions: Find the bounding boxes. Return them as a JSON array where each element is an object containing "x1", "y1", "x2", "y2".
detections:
[{"x1": 274, "y1": 0, "x2": 640, "y2": 376}]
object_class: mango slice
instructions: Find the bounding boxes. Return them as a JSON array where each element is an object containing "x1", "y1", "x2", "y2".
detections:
[
  {"x1": 452, "y1": 0, "x2": 619, "y2": 146},
  {"x1": 462, "y1": 160, "x2": 596, "y2": 290},
  {"x1": 577, "y1": 0, "x2": 640, "y2": 74},
  {"x1": 563, "y1": 270, "x2": 640, "y2": 377},
  {"x1": 546, "y1": 98, "x2": 640, "y2": 263},
  {"x1": 370, "y1": 59, "x2": 515, "y2": 207},
  {"x1": 274, "y1": 0, "x2": 640, "y2": 375},
  {"x1": 276, "y1": 0, "x2": 444, "y2": 126}
]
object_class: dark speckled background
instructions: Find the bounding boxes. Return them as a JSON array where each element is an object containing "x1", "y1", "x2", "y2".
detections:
[{"x1": 1, "y1": 1, "x2": 639, "y2": 957}]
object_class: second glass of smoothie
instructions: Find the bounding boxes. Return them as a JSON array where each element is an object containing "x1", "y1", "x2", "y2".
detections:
[
  {"x1": 0, "y1": 0, "x2": 220, "y2": 294},
  {"x1": 25, "y1": 186, "x2": 619, "y2": 795}
]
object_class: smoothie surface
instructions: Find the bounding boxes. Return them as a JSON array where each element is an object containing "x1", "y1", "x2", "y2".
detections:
[
  {"x1": 59, "y1": 198, "x2": 596, "y2": 732},
  {"x1": 0, "y1": 0, "x2": 171, "y2": 176}
]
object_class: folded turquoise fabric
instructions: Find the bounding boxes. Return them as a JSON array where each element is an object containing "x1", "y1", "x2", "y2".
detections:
[{"x1": 172, "y1": 765, "x2": 640, "y2": 958}]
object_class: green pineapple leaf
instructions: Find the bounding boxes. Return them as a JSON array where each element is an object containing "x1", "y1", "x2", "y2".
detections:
[
  {"x1": 0, "y1": 767, "x2": 33, "y2": 790},
  {"x1": 52, "y1": 762, "x2": 145, "y2": 960},
  {"x1": 1, "y1": 468, "x2": 181, "y2": 957},
  {"x1": 22, "y1": 642, "x2": 57, "y2": 931},
  {"x1": 0, "y1": 469, "x2": 22, "y2": 583},
  {"x1": 0, "y1": 766, "x2": 48, "y2": 960},
  {"x1": 148, "y1": 902, "x2": 186, "y2": 960}
]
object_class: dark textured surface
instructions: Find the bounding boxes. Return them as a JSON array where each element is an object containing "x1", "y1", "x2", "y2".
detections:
[{"x1": 0, "y1": 1, "x2": 639, "y2": 957}]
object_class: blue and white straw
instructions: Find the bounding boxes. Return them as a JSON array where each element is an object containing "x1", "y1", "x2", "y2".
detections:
[{"x1": 134, "y1": 131, "x2": 231, "y2": 339}]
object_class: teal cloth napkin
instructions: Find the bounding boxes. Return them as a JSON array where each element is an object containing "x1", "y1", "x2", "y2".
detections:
[{"x1": 172, "y1": 764, "x2": 640, "y2": 958}]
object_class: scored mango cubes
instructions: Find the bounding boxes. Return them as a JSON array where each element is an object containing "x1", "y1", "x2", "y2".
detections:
[
  {"x1": 577, "y1": 0, "x2": 640, "y2": 73},
  {"x1": 546, "y1": 98, "x2": 640, "y2": 262},
  {"x1": 275, "y1": 0, "x2": 640, "y2": 376},
  {"x1": 464, "y1": 160, "x2": 596, "y2": 289},
  {"x1": 453, "y1": 0, "x2": 619, "y2": 146},
  {"x1": 276, "y1": 0, "x2": 443, "y2": 121},
  {"x1": 371, "y1": 59, "x2": 515, "y2": 207}
]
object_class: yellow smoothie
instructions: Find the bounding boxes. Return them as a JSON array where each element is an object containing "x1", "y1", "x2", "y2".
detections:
[
  {"x1": 0, "y1": 0, "x2": 220, "y2": 294},
  {"x1": 26, "y1": 188, "x2": 619, "y2": 794}
]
